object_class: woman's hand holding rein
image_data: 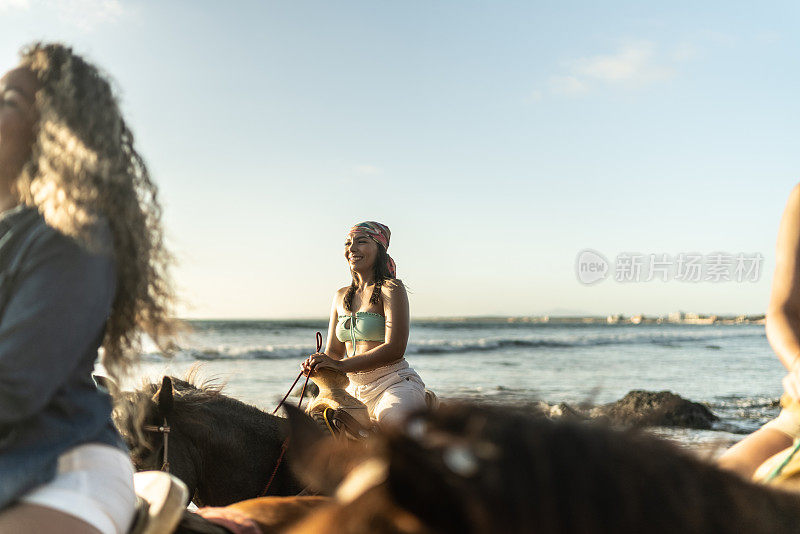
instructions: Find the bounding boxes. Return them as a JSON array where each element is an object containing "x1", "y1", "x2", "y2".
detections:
[{"x1": 301, "y1": 352, "x2": 342, "y2": 376}]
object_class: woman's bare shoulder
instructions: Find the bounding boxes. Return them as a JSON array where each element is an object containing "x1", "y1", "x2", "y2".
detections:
[
  {"x1": 777, "y1": 183, "x2": 800, "y2": 227},
  {"x1": 381, "y1": 279, "x2": 406, "y2": 296},
  {"x1": 334, "y1": 286, "x2": 350, "y2": 301},
  {"x1": 787, "y1": 182, "x2": 800, "y2": 206}
]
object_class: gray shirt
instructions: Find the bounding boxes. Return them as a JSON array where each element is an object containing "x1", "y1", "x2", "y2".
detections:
[{"x1": 0, "y1": 205, "x2": 124, "y2": 509}]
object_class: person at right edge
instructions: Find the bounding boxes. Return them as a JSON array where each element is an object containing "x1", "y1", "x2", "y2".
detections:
[{"x1": 719, "y1": 183, "x2": 800, "y2": 478}]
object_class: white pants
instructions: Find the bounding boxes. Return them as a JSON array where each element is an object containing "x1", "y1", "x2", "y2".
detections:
[
  {"x1": 19, "y1": 443, "x2": 136, "y2": 534},
  {"x1": 347, "y1": 359, "x2": 427, "y2": 427}
]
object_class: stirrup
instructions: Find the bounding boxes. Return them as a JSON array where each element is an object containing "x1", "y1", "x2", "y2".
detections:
[
  {"x1": 332, "y1": 408, "x2": 376, "y2": 440},
  {"x1": 128, "y1": 471, "x2": 189, "y2": 534},
  {"x1": 309, "y1": 406, "x2": 375, "y2": 440}
]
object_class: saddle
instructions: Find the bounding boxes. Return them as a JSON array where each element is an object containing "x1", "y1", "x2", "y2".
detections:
[
  {"x1": 304, "y1": 368, "x2": 440, "y2": 439},
  {"x1": 128, "y1": 471, "x2": 189, "y2": 534},
  {"x1": 305, "y1": 368, "x2": 376, "y2": 439}
]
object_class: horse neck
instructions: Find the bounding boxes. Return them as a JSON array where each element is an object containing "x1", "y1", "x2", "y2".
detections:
[{"x1": 184, "y1": 396, "x2": 293, "y2": 505}]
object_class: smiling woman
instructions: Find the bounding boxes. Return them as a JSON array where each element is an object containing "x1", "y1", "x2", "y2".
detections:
[
  {"x1": 301, "y1": 221, "x2": 428, "y2": 428},
  {"x1": 0, "y1": 43, "x2": 177, "y2": 534}
]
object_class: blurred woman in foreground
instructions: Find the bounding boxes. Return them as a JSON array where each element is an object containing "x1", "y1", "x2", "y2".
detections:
[{"x1": 0, "y1": 43, "x2": 175, "y2": 533}]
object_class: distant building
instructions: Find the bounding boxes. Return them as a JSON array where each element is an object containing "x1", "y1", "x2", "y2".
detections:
[
  {"x1": 683, "y1": 313, "x2": 717, "y2": 325},
  {"x1": 668, "y1": 311, "x2": 685, "y2": 323}
]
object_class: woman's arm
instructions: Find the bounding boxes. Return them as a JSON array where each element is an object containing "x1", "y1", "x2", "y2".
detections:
[
  {"x1": 766, "y1": 184, "x2": 800, "y2": 401},
  {"x1": 324, "y1": 290, "x2": 346, "y2": 360},
  {"x1": 766, "y1": 184, "x2": 800, "y2": 371},
  {"x1": 337, "y1": 281, "x2": 409, "y2": 374},
  {"x1": 302, "y1": 290, "x2": 347, "y2": 376}
]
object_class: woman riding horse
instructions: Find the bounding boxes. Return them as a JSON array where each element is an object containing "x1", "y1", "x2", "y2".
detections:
[
  {"x1": 0, "y1": 43, "x2": 176, "y2": 533},
  {"x1": 302, "y1": 222, "x2": 427, "y2": 428}
]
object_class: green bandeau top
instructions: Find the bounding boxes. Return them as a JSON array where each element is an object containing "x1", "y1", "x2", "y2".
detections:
[{"x1": 336, "y1": 311, "x2": 386, "y2": 343}]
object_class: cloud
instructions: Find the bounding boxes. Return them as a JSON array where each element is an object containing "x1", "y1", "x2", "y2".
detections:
[
  {"x1": 547, "y1": 75, "x2": 588, "y2": 96},
  {"x1": 573, "y1": 42, "x2": 672, "y2": 84},
  {"x1": 541, "y1": 41, "x2": 687, "y2": 98},
  {"x1": 52, "y1": 0, "x2": 126, "y2": 31},
  {"x1": 526, "y1": 89, "x2": 544, "y2": 103},
  {"x1": 353, "y1": 164, "x2": 383, "y2": 176},
  {"x1": 671, "y1": 43, "x2": 699, "y2": 62},
  {"x1": 0, "y1": 0, "x2": 30, "y2": 10},
  {"x1": 0, "y1": 0, "x2": 127, "y2": 30}
]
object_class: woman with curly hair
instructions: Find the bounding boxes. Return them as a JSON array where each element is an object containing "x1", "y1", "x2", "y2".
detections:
[
  {"x1": 302, "y1": 222, "x2": 428, "y2": 428},
  {"x1": 0, "y1": 43, "x2": 176, "y2": 533}
]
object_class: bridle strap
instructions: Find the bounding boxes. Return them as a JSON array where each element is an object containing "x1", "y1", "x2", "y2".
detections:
[{"x1": 143, "y1": 417, "x2": 171, "y2": 473}]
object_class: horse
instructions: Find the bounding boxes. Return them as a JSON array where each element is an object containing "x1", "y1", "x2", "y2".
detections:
[
  {"x1": 279, "y1": 403, "x2": 800, "y2": 534},
  {"x1": 112, "y1": 374, "x2": 307, "y2": 506},
  {"x1": 174, "y1": 495, "x2": 332, "y2": 534}
]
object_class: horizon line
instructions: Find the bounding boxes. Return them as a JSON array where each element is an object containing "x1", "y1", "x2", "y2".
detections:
[{"x1": 178, "y1": 311, "x2": 767, "y2": 322}]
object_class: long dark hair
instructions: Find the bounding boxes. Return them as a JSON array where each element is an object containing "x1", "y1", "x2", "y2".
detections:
[{"x1": 343, "y1": 243, "x2": 394, "y2": 312}]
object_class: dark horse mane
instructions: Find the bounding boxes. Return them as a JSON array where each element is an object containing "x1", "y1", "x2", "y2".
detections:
[
  {"x1": 113, "y1": 371, "x2": 226, "y2": 454},
  {"x1": 284, "y1": 403, "x2": 800, "y2": 534}
]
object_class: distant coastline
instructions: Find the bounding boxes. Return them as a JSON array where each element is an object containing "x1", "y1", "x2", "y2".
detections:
[
  {"x1": 412, "y1": 312, "x2": 766, "y2": 326},
  {"x1": 182, "y1": 313, "x2": 767, "y2": 326}
]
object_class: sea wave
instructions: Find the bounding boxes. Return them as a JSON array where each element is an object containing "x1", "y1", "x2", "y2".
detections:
[
  {"x1": 407, "y1": 330, "x2": 762, "y2": 355},
  {"x1": 708, "y1": 395, "x2": 781, "y2": 434},
  {"x1": 139, "y1": 330, "x2": 764, "y2": 361},
  {"x1": 140, "y1": 345, "x2": 310, "y2": 362}
]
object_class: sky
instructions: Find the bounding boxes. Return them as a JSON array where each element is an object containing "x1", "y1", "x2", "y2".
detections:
[{"x1": 0, "y1": 1, "x2": 797, "y2": 319}]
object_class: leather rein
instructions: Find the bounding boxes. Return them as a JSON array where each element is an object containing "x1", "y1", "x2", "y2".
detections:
[{"x1": 258, "y1": 332, "x2": 320, "y2": 497}]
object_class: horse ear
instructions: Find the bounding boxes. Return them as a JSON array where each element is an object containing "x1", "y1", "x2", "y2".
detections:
[
  {"x1": 153, "y1": 376, "x2": 175, "y2": 418},
  {"x1": 93, "y1": 374, "x2": 120, "y2": 398}
]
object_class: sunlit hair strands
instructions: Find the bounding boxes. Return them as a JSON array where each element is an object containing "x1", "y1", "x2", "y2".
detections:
[{"x1": 16, "y1": 42, "x2": 178, "y2": 378}]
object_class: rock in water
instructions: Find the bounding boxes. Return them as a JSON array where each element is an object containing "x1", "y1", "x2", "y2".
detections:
[
  {"x1": 599, "y1": 390, "x2": 718, "y2": 429},
  {"x1": 548, "y1": 402, "x2": 586, "y2": 420}
]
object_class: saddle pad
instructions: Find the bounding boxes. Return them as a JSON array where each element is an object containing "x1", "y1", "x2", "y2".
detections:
[{"x1": 196, "y1": 506, "x2": 262, "y2": 534}]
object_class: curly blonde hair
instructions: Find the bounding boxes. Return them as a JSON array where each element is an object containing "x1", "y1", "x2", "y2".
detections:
[{"x1": 16, "y1": 42, "x2": 178, "y2": 378}]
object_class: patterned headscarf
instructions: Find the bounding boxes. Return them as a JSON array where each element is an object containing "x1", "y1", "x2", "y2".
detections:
[{"x1": 348, "y1": 221, "x2": 396, "y2": 278}]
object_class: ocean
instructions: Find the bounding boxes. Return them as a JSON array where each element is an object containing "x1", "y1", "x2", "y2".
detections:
[{"x1": 129, "y1": 319, "x2": 782, "y2": 450}]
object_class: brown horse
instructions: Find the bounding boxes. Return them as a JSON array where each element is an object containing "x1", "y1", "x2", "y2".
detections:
[
  {"x1": 278, "y1": 403, "x2": 800, "y2": 534},
  {"x1": 175, "y1": 496, "x2": 332, "y2": 534},
  {"x1": 113, "y1": 375, "x2": 307, "y2": 506}
]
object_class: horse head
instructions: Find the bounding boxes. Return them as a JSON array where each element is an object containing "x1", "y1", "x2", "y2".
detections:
[
  {"x1": 283, "y1": 403, "x2": 800, "y2": 534},
  {"x1": 282, "y1": 404, "x2": 435, "y2": 534},
  {"x1": 113, "y1": 375, "x2": 201, "y2": 503},
  {"x1": 114, "y1": 373, "x2": 305, "y2": 507}
]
